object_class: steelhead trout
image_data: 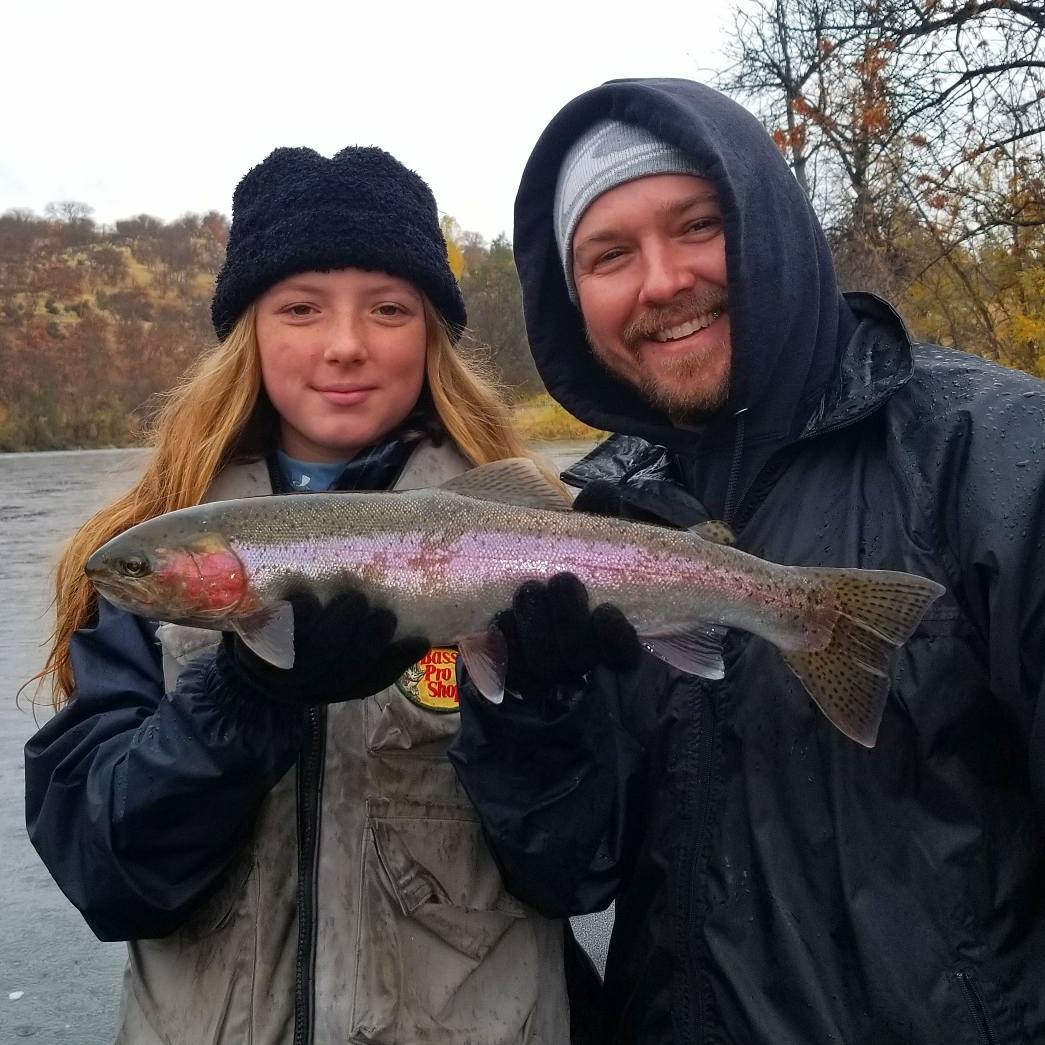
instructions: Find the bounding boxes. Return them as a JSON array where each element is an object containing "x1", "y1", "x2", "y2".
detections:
[{"x1": 86, "y1": 458, "x2": 944, "y2": 747}]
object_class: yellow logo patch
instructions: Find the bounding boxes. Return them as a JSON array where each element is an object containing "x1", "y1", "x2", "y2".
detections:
[{"x1": 396, "y1": 647, "x2": 459, "y2": 713}]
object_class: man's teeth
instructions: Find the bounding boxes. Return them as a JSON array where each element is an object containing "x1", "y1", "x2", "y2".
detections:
[{"x1": 651, "y1": 311, "x2": 722, "y2": 343}]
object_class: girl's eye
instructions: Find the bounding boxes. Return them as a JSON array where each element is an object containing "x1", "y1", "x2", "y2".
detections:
[
  {"x1": 283, "y1": 303, "x2": 315, "y2": 317},
  {"x1": 375, "y1": 303, "x2": 407, "y2": 317}
]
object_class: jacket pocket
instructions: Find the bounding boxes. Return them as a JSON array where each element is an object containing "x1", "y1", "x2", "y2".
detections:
[{"x1": 351, "y1": 800, "x2": 539, "y2": 1045}]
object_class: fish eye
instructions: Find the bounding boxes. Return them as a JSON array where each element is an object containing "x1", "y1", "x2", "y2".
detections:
[{"x1": 118, "y1": 555, "x2": 151, "y2": 578}]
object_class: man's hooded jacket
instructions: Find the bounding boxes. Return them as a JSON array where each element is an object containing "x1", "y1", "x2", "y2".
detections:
[{"x1": 450, "y1": 78, "x2": 1045, "y2": 1045}]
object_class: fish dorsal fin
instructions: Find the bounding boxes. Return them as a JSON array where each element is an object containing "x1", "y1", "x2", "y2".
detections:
[
  {"x1": 689, "y1": 520, "x2": 737, "y2": 546},
  {"x1": 439, "y1": 458, "x2": 572, "y2": 511}
]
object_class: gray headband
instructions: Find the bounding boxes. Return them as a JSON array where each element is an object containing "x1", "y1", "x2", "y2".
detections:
[{"x1": 553, "y1": 118, "x2": 705, "y2": 302}]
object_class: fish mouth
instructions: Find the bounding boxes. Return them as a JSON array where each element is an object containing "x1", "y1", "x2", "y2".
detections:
[{"x1": 89, "y1": 575, "x2": 158, "y2": 611}]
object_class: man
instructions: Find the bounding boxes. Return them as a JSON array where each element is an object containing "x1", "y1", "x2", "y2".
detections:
[{"x1": 449, "y1": 78, "x2": 1045, "y2": 1043}]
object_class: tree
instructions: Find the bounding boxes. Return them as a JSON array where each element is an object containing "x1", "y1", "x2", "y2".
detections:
[
  {"x1": 460, "y1": 235, "x2": 543, "y2": 398},
  {"x1": 718, "y1": 0, "x2": 1045, "y2": 262},
  {"x1": 717, "y1": 0, "x2": 1045, "y2": 372},
  {"x1": 45, "y1": 200, "x2": 94, "y2": 223}
]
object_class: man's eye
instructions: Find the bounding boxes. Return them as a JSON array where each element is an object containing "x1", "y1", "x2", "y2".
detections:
[
  {"x1": 595, "y1": 248, "x2": 626, "y2": 267},
  {"x1": 685, "y1": 218, "x2": 720, "y2": 236}
]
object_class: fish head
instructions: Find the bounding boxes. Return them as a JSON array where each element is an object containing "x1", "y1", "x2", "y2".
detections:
[{"x1": 86, "y1": 516, "x2": 251, "y2": 626}]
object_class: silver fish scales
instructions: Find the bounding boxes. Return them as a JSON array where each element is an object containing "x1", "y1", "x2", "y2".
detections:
[{"x1": 86, "y1": 459, "x2": 944, "y2": 747}]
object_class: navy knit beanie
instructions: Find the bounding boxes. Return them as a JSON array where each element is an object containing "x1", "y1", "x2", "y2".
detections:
[{"x1": 211, "y1": 146, "x2": 467, "y2": 341}]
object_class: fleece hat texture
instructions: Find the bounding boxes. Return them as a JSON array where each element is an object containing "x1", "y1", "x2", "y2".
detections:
[
  {"x1": 211, "y1": 146, "x2": 467, "y2": 341},
  {"x1": 554, "y1": 118, "x2": 705, "y2": 301}
]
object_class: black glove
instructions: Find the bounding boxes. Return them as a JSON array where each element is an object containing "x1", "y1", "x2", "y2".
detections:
[
  {"x1": 217, "y1": 590, "x2": 430, "y2": 706},
  {"x1": 494, "y1": 572, "x2": 642, "y2": 702}
]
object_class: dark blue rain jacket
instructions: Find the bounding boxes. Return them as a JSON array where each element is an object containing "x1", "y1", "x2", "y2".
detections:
[
  {"x1": 450, "y1": 78, "x2": 1045, "y2": 1044},
  {"x1": 24, "y1": 600, "x2": 302, "y2": 941}
]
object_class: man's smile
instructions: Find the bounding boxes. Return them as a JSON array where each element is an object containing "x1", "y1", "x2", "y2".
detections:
[{"x1": 649, "y1": 309, "x2": 724, "y2": 344}]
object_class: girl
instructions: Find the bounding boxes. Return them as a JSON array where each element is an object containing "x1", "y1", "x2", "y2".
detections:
[{"x1": 24, "y1": 145, "x2": 573, "y2": 1044}]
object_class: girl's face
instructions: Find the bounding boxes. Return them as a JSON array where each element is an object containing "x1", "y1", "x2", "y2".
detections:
[{"x1": 255, "y1": 268, "x2": 427, "y2": 462}]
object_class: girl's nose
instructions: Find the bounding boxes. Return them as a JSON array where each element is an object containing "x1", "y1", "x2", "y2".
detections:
[{"x1": 323, "y1": 314, "x2": 368, "y2": 364}]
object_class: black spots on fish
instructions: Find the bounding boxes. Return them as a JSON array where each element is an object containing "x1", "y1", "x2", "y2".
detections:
[
  {"x1": 807, "y1": 569, "x2": 945, "y2": 646},
  {"x1": 783, "y1": 617, "x2": 890, "y2": 747}
]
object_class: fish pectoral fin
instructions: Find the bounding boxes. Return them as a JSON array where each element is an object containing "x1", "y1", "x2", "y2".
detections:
[
  {"x1": 688, "y1": 520, "x2": 737, "y2": 546},
  {"x1": 231, "y1": 601, "x2": 295, "y2": 669},
  {"x1": 458, "y1": 629, "x2": 508, "y2": 704},
  {"x1": 439, "y1": 458, "x2": 572, "y2": 511},
  {"x1": 640, "y1": 623, "x2": 727, "y2": 679}
]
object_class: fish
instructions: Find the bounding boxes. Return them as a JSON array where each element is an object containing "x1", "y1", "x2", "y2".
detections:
[{"x1": 85, "y1": 458, "x2": 945, "y2": 747}]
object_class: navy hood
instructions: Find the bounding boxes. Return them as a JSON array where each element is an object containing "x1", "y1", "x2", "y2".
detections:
[{"x1": 513, "y1": 78, "x2": 855, "y2": 450}]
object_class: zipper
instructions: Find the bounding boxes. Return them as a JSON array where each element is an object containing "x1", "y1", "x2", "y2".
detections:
[
  {"x1": 292, "y1": 706, "x2": 326, "y2": 1045},
  {"x1": 691, "y1": 693, "x2": 716, "y2": 1043},
  {"x1": 726, "y1": 376, "x2": 894, "y2": 533},
  {"x1": 674, "y1": 689, "x2": 716, "y2": 1043},
  {"x1": 956, "y1": 969, "x2": 997, "y2": 1045}
]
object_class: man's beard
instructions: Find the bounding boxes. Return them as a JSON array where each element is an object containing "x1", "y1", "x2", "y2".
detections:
[
  {"x1": 636, "y1": 351, "x2": 731, "y2": 420},
  {"x1": 590, "y1": 288, "x2": 731, "y2": 422}
]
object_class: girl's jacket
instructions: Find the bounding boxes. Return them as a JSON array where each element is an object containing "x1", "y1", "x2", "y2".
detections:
[{"x1": 25, "y1": 441, "x2": 570, "y2": 1045}]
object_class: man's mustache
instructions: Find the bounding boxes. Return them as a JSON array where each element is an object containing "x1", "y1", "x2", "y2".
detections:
[{"x1": 622, "y1": 289, "x2": 729, "y2": 352}]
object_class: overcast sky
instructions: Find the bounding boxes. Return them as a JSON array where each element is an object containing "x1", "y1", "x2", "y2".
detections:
[{"x1": 2, "y1": 0, "x2": 735, "y2": 243}]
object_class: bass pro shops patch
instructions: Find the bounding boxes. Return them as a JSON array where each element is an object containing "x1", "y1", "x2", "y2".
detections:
[{"x1": 396, "y1": 647, "x2": 459, "y2": 712}]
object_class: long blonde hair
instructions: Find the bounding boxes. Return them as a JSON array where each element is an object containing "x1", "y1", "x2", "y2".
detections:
[{"x1": 37, "y1": 297, "x2": 533, "y2": 708}]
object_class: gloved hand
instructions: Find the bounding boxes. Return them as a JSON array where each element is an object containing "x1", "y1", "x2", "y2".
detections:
[
  {"x1": 216, "y1": 590, "x2": 430, "y2": 706},
  {"x1": 494, "y1": 573, "x2": 642, "y2": 702}
]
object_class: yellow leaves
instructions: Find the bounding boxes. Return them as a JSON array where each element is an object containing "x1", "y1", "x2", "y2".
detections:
[
  {"x1": 445, "y1": 237, "x2": 465, "y2": 281},
  {"x1": 1009, "y1": 313, "x2": 1045, "y2": 345},
  {"x1": 440, "y1": 214, "x2": 466, "y2": 281},
  {"x1": 512, "y1": 394, "x2": 605, "y2": 442}
]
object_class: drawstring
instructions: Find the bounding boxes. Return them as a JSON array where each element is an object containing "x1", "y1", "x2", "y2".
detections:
[{"x1": 722, "y1": 409, "x2": 748, "y2": 524}]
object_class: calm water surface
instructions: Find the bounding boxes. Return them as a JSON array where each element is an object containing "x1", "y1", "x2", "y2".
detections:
[
  {"x1": 0, "y1": 442, "x2": 604, "y2": 1043},
  {"x1": 1, "y1": 449, "x2": 149, "y2": 1043}
]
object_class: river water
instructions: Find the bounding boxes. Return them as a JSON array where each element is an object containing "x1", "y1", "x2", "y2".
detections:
[{"x1": 0, "y1": 442, "x2": 608, "y2": 1043}]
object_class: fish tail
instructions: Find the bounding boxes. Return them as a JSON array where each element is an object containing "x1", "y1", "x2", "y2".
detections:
[{"x1": 782, "y1": 569, "x2": 945, "y2": 748}]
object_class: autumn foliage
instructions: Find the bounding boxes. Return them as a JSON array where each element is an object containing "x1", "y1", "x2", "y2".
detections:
[
  {"x1": 0, "y1": 207, "x2": 547, "y2": 451},
  {"x1": 719, "y1": 0, "x2": 1045, "y2": 376}
]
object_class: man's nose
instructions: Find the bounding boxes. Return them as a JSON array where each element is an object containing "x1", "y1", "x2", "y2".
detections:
[
  {"x1": 637, "y1": 245, "x2": 697, "y2": 306},
  {"x1": 323, "y1": 314, "x2": 368, "y2": 363}
]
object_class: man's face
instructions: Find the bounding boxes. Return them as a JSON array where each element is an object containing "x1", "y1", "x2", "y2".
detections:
[{"x1": 572, "y1": 174, "x2": 731, "y2": 419}]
